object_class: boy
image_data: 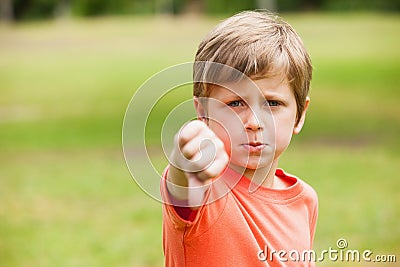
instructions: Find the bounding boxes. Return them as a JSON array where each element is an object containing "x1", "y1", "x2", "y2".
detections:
[{"x1": 161, "y1": 11, "x2": 318, "y2": 266}]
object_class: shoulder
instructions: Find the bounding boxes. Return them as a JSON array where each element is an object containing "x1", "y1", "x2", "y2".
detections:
[
  {"x1": 299, "y1": 176, "x2": 318, "y2": 202},
  {"x1": 294, "y1": 172, "x2": 318, "y2": 219},
  {"x1": 278, "y1": 169, "x2": 319, "y2": 230},
  {"x1": 278, "y1": 168, "x2": 318, "y2": 204}
]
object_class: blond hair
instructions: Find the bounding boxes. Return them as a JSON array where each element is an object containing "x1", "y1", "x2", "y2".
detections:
[{"x1": 193, "y1": 10, "x2": 312, "y2": 125}]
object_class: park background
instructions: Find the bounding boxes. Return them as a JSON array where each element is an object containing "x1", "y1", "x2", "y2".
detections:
[{"x1": 0, "y1": 0, "x2": 399, "y2": 266}]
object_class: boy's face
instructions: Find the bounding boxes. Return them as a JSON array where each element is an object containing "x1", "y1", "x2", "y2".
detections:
[{"x1": 196, "y1": 75, "x2": 308, "y2": 178}]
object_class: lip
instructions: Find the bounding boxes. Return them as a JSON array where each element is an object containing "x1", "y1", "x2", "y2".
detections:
[{"x1": 242, "y1": 142, "x2": 267, "y2": 153}]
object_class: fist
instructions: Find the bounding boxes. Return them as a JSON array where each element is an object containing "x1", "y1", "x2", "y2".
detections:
[{"x1": 171, "y1": 120, "x2": 229, "y2": 182}]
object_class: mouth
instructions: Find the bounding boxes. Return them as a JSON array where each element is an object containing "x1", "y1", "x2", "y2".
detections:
[{"x1": 242, "y1": 142, "x2": 267, "y2": 153}]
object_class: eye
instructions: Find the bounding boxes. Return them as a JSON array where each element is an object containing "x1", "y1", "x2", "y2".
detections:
[
  {"x1": 227, "y1": 100, "x2": 244, "y2": 107},
  {"x1": 266, "y1": 100, "x2": 281, "y2": 107}
]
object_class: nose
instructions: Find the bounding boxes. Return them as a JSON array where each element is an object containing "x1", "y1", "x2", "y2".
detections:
[{"x1": 244, "y1": 109, "x2": 262, "y2": 131}]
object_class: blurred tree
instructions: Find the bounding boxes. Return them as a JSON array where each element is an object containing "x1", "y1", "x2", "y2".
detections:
[
  {"x1": 71, "y1": 0, "x2": 107, "y2": 16},
  {"x1": 0, "y1": 0, "x2": 13, "y2": 22},
  {"x1": 323, "y1": 0, "x2": 400, "y2": 11},
  {"x1": 13, "y1": 0, "x2": 57, "y2": 20},
  {"x1": 256, "y1": 0, "x2": 277, "y2": 12},
  {"x1": 54, "y1": 0, "x2": 71, "y2": 18},
  {"x1": 5, "y1": 0, "x2": 399, "y2": 21},
  {"x1": 154, "y1": 0, "x2": 187, "y2": 14},
  {"x1": 182, "y1": 0, "x2": 204, "y2": 14},
  {"x1": 302, "y1": 0, "x2": 323, "y2": 9},
  {"x1": 204, "y1": 0, "x2": 256, "y2": 14}
]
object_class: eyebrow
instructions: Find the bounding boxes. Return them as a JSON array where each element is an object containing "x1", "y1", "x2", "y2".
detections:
[
  {"x1": 262, "y1": 92, "x2": 286, "y2": 99},
  {"x1": 211, "y1": 84, "x2": 288, "y2": 101}
]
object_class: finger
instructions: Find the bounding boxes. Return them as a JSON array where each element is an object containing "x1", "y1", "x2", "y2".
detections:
[
  {"x1": 179, "y1": 139, "x2": 216, "y2": 173},
  {"x1": 196, "y1": 149, "x2": 229, "y2": 181},
  {"x1": 180, "y1": 135, "x2": 205, "y2": 160},
  {"x1": 180, "y1": 135, "x2": 215, "y2": 160},
  {"x1": 177, "y1": 120, "x2": 209, "y2": 148}
]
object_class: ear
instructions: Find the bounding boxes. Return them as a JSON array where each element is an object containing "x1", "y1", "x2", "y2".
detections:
[
  {"x1": 193, "y1": 96, "x2": 207, "y2": 122},
  {"x1": 293, "y1": 96, "x2": 310, "y2": 135}
]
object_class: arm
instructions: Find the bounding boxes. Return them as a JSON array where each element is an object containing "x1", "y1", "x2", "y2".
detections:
[{"x1": 166, "y1": 120, "x2": 229, "y2": 208}]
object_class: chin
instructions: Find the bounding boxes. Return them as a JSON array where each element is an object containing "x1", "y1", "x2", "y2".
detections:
[{"x1": 237, "y1": 161, "x2": 266, "y2": 171}]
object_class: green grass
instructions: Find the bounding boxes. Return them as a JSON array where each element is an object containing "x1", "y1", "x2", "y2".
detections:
[
  {"x1": 0, "y1": 12, "x2": 399, "y2": 266},
  {"x1": 0, "y1": 150, "x2": 163, "y2": 267}
]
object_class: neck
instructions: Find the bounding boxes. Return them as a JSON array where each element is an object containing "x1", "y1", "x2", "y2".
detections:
[{"x1": 229, "y1": 160, "x2": 279, "y2": 189}]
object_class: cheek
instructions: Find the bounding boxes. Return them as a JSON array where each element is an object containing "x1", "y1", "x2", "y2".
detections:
[
  {"x1": 207, "y1": 108, "x2": 244, "y2": 154},
  {"x1": 208, "y1": 113, "x2": 243, "y2": 155},
  {"x1": 273, "y1": 115, "x2": 296, "y2": 150},
  {"x1": 275, "y1": 129, "x2": 292, "y2": 150},
  {"x1": 208, "y1": 119, "x2": 233, "y2": 155}
]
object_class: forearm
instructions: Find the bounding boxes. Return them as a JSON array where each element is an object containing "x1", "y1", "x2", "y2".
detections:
[{"x1": 166, "y1": 164, "x2": 189, "y2": 200}]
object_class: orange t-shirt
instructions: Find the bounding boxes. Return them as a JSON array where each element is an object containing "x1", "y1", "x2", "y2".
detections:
[{"x1": 162, "y1": 167, "x2": 318, "y2": 267}]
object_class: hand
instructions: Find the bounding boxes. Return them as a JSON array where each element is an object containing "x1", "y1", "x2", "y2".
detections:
[{"x1": 167, "y1": 120, "x2": 229, "y2": 206}]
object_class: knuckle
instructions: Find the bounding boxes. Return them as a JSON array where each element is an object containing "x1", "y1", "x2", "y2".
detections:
[
  {"x1": 178, "y1": 126, "x2": 196, "y2": 145},
  {"x1": 180, "y1": 146, "x2": 191, "y2": 159},
  {"x1": 178, "y1": 129, "x2": 190, "y2": 144},
  {"x1": 181, "y1": 121, "x2": 205, "y2": 139},
  {"x1": 174, "y1": 132, "x2": 182, "y2": 145},
  {"x1": 175, "y1": 131, "x2": 185, "y2": 146}
]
